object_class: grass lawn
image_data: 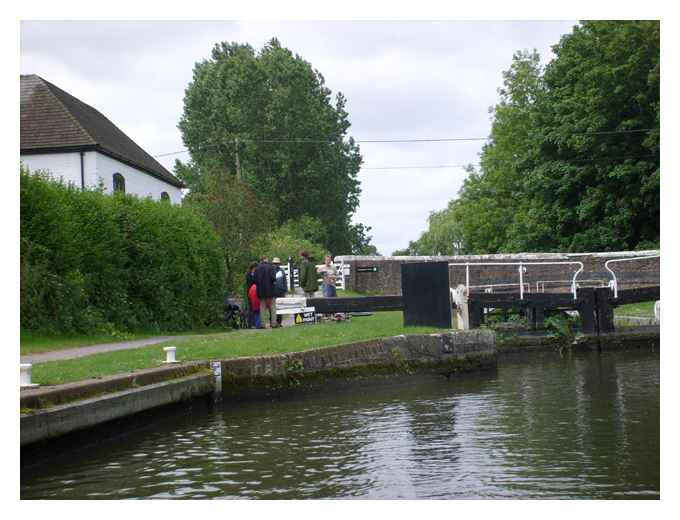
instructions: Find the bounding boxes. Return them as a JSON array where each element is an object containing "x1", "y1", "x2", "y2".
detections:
[
  {"x1": 614, "y1": 301, "x2": 656, "y2": 317},
  {"x1": 20, "y1": 327, "x2": 228, "y2": 356},
  {"x1": 30, "y1": 311, "x2": 445, "y2": 386},
  {"x1": 21, "y1": 291, "x2": 367, "y2": 356}
]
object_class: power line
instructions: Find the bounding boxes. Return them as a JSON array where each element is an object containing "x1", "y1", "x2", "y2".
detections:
[
  {"x1": 362, "y1": 164, "x2": 472, "y2": 170},
  {"x1": 360, "y1": 154, "x2": 657, "y2": 171},
  {"x1": 152, "y1": 128, "x2": 656, "y2": 159}
]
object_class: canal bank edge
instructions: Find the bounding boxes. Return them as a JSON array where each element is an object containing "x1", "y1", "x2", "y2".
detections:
[
  {"x1": 20, "y1": 330, "x2": 496, "y2": 446},
  {"x1": 218, "y1": 329, "x2": 497, "y2": 396},
  {"x1": 495, "y1": 325, "x2": 660, "y2": 353}
]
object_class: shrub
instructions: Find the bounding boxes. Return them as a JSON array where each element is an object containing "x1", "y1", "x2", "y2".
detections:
[{"x1": 20, "y1": 168, "x2": 226, "y2": 334}]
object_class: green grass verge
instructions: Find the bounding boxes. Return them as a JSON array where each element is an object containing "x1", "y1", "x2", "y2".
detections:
[
  {"x1": 20, "y1": 327, "x2": 227, "y2": 355},
  {"x1": 22, "y1": 291, "x2": 369, "y2": 355},
  {"x1": 614, "y1": 301, "x2": 656, "y2": 317},
  {"x1": 30, "y1": 311, "x2": 446, "y2": 386}
]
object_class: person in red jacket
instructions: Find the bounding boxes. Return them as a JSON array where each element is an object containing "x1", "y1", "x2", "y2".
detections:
[{"x1": 248, "y1": 282, "x2": 262, "y2": 329}]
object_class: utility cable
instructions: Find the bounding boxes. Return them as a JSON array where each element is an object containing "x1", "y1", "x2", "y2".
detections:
[{"x1": 152, "y1": 128, "x2": 656, "y2": 158}]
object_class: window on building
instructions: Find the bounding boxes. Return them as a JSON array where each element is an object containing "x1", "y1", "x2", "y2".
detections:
[
  {"x1": 160, "y1": 192, "x2": 170, "y2": 202},
  {"x1": 113, "y1": 173, "x2": 126, "y2": 194}
]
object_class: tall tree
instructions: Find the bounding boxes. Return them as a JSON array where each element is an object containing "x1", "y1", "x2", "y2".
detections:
[
  {"x1": 522, "y1": 21, "x2": 660, "y2": 251},
  {"x1": 178, "y1": 38, "x2": 365, "y2": 254},
  {"x1": 398, "y1": 21, "x2": 659, "y2": 255},
  {"x1": 183, "y1": 168, "x2": 275, "y2": 293}
]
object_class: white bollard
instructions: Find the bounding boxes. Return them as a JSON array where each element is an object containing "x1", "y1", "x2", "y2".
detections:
[
  {"x1": 654, "y1": 301, "x2": 660, "y2": 324},
  {"x1": 20, "y1": 363, "x2": 39, "y2": 388},
  {"x1": 163, "y1": 346, "x2": 178, "y2": 364}
]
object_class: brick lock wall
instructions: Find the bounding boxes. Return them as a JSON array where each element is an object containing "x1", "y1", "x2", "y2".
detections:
[{"x1": 336, "y1": 252, "x2": 659, "y2": 295}]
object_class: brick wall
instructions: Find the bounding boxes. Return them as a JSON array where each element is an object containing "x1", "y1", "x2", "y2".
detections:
[{"x1": 336, "y1": 251, "x2": 660, "y2": 295}]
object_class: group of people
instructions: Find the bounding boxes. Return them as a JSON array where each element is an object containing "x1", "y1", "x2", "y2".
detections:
[{"x1": 245, "y1": 251, "x2": 338, "y2": 329}]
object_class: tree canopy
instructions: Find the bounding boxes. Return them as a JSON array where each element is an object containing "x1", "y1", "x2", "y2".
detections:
[
  {"x1": 177, "y1": 38, "x2": 366, "y2": 254},
  {"x1": 396, "y1": 21, "x2": 659, "y2": 255}
]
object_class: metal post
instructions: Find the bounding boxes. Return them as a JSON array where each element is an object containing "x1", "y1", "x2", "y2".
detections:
[
  {"x1": 465, "y1": 263, "x2": 470, "y2": 296},
  {"x1": 287, "y1": 257, "x2": 293, "y2": 291},
  {"x1": 519, "y1": 263, "x2": 524, "y2": 300}
]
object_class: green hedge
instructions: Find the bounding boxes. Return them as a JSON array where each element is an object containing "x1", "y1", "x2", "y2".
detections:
[{"x1": 20, "y1": 169, "x2": 226, "y2": 334}]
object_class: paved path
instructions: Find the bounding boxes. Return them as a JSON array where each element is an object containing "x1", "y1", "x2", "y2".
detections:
[{"x1": 21, "y1": 336, "x2": 187, "y2": 364}]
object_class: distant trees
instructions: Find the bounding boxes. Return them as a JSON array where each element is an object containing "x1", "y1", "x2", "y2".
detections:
[{"x1": 396, "y1": 21, "x2": 659, "y2": 255}]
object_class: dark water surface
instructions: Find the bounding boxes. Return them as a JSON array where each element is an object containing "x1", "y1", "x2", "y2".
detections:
[{"x1": 21, "y1": 349, "x2": 659, "y2": 499}]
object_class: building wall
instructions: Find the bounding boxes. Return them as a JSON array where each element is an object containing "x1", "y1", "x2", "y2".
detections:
[
  {"x1": 21, "y1": 151, "x2": 182, "y2": 204},
  {"x1": 335, "y1": 252, "x2": 660, "y2": 295},
  {"x1": 21, "y1": 152, "x2": 85, "y2": 187},
  {"x1": 93, "y1": 153, "x2": 182, "y2": 204}
]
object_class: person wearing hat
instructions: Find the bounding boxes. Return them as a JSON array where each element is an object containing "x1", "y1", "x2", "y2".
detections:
[{"x1": 272, "y1": 257, "x2": 287, "y2": 327}]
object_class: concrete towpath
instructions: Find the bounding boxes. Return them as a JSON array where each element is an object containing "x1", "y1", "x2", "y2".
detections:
[{"x1": 21, "y1": 336, "x2": 187, "y2": 364}]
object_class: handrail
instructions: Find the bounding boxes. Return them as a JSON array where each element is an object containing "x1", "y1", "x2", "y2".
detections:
[
  {"x1": 449, "y1": 261, "x2": 584, "y2": 300},
  {"x1": 468, "y1": 282, "x2": 531, "y2": 293},
  {"x1": 604, "y1": 254, "x2": 660, "y2": 298},
  {"x1": 535, "y1": 278, "x2": 607, "y2": 293}
]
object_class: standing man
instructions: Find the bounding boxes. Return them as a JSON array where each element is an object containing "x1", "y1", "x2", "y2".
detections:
[
  {"x1": 255, "y1": 255, "x2": 277, "y2": 328},
  {"x1": 272, "y1": 257, "x2": 287, "y2": 327},
  {"x1": 318, "y1": 255, "x2": 338, "y2": 297},
  {"x1": 299, "y1": 250, "x2": 319, "y2": 298}
]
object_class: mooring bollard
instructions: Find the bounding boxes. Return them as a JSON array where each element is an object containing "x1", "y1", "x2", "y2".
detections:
[
  {"x1": 163, "y1": 346, "x2": 179, "y2": 364},
  {"x1": 20, "y1": 363, "x2": 39, "y2": 388}
]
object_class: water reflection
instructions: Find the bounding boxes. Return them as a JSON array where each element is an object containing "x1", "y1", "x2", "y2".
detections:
[{"x1": 21, "y1": 350, "x2": 659, "y2": 499}]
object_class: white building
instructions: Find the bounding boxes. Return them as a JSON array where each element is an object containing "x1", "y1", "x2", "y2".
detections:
[{"x1": 20, "y1": 75, "x2": 183, "y2": 203}]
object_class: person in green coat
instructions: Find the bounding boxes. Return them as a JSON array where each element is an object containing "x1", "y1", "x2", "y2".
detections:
[{"x1": 299, "y1": 250, "x2": 319, "y2": 298}]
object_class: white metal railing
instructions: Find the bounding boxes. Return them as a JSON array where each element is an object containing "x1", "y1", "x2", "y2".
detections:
[
  {"x1": 535, "y1": 278, "x2": 607, "y2": 293},
  {"x1": 469, "y1": 282, "x2": 531, "y2": 294},
  {"x1": 449, "y1": 261, "x2": 585, "y2": 300},
  {"x1": 604, "y1": 254, "x2": 660, "y2": 298}
]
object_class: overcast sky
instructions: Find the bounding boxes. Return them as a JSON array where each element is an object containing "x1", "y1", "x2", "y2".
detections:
[{"x1": 20, "y1": 20, "x2": 577, "y2": 255}]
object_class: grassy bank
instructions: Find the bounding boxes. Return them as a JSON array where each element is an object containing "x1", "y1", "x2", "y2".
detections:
[
  {"x1": 21, "y1": 290, "x2": 363, "y2": 355},
  {"x1": 614, "y1": 301, "x2": 656, "y2": 317},
  {"x1": 31, "y1": 311, "x2": 445, "y2": 386}
]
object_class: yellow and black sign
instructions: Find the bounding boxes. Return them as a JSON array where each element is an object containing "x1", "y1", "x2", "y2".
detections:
[{"x1": 294, "y1": 308, "x2": 317, "y2": 325}]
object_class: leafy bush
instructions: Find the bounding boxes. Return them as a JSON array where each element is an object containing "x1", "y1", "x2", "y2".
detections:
[
  {"x1": 20, "y1": 168, "x2": 225, "y2": 334},
  {"x1": 544, "y1": 311, "x2": 578, "y2": 339},
  {"x1": 252, "y1": 231, "x2": 328, "y2": 267}
]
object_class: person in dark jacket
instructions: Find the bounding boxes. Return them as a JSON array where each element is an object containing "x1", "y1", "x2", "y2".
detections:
[
  {"x1": 255, "y1": 256, "x2": 277, "y2": 328},
  {"x1": 299, "y1": 250, "x2": 319, "y2": 298}
]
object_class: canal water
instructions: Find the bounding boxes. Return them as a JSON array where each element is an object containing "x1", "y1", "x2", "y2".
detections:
[{"x1": 21, "y1": 349, "x2": 659, "y2": 499}]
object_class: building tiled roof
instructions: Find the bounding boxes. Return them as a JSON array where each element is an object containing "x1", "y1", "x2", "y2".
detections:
[{"x1": 20, "y1": 75, "x2": 183, "y2": 188}]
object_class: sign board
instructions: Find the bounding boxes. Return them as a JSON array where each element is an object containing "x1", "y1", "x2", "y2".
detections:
[
  {"x1": 357, "y1": 266, "x2": 379, "y2": 273},
  {"x1": 294, "y1": 306, "x2": 317, "y2": 325}
]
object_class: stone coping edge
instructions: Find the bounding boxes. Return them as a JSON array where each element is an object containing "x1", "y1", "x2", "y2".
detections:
[
  {"x1": 216, "y1": 330, "x2": 497, "y2": 389},
  {"x1": 21, "y1": 373, "x2": 215, "y2": 446},
  {"x1": 20, "y1": 361, "x2": 210, "y2": 411}
]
